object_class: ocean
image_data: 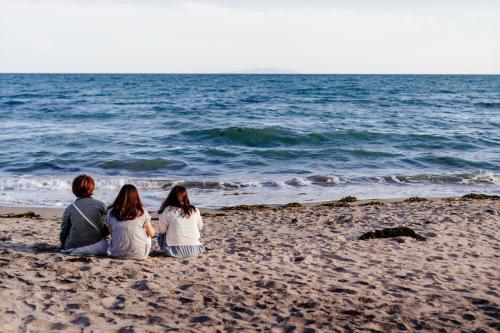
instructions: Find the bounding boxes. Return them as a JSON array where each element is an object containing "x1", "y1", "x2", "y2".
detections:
[{"x1": 0, "y1": 74, "x2": 499, "y2": 208}]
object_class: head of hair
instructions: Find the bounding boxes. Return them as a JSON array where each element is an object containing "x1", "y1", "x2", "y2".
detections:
[
  {"x1": 158, "y1": 185, "x2": 196, "y2": 217},
  {"x1": 72, "y1": 174, "x2": 95, "y2": 198},
  {"x1": 108, "y1": 184, "x2": 144, "y2": 221}
]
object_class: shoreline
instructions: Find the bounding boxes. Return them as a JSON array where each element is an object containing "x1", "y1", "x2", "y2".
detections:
[
  {"x1": 0, "y1": 193, "x2": 492, "y2": 218},
  {"x1": 1, "y1": 194, "x2": 499, "y2": 331},
  {"x1": 1, "y1": 172, "x2": 498, "y2": 210}
]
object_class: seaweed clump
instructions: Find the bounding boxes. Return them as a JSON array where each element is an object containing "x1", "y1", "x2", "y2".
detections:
[
  {"x1": 321, "y1": 196, "x2": 357, "y2": 208},
  {"x1": 68, "y1": 257, "x2": 93, "y2": 263},
  {"x1": 201, "y1": 212, "x2": 227, "y2": 218},
  {"x1": 0, "y1": 211, "x2": 42, "y2": 220},
  {"x1": 339, "y1": 196, "x2": 357, "y2": 203},
  {"x1": 360, "y1": 201, "x2": 385, "y2": 207},
  {"x1": 359, "y1": 227, "x2": 426, "y2": 241},
  {"x1": 404, "y1": 197, "x2": 428, "y2": 203},
  {"x1": 462, "y1": 193, "x2": 500, "y2": 200},
  {"x1": 220, "y1": 204, "x2": 271, "y2": 211},
  {"x1": 278, "y1": 202, "x2": 304, "y2": 210}
]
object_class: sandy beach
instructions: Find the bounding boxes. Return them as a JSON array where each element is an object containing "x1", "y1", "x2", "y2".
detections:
[{"x1": 0, "y1": 196, "x2": 499, "y2": 332}]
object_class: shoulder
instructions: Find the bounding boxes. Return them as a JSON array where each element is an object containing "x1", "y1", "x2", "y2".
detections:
[
  {"x1": 89, "y1": 197, "x2": 106, "y2": 209},
  {"x1": 63, "y1": 204, "x2": 73, "y2": 215},
  {"x1": 161, "y1": 206, "x2": 178, "y2": 216},
  {"x1": 95, "y1": 199, "x2": 106, "y2": 210},
  {"x1": 187, "y1": 208, "x2": 201, "y2": 221},
  {"x1": 138, "y1": 208, "x2": 151, "y2": 221},
  {"x1": 78, "y1": 197, "x2": 104, "y2": 209}
]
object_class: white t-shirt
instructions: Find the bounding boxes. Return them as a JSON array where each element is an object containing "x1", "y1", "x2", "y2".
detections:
[{"x1": 158, "y1": 207, "x2": 203, "y2": 246}]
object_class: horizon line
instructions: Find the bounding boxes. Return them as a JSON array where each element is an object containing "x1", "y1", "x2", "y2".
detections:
[{"x1": 1, "y1": 72, "x2": 500, "y2": 75}]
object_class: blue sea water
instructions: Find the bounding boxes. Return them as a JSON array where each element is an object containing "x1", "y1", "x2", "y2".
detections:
[{"x1": 0, "y1": 74, "x2": 499, "y2": 208}]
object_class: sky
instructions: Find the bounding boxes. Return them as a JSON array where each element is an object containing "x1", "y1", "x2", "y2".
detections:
[{"x1": 0, "y1": 0, "x2": 499, "y2": 74}]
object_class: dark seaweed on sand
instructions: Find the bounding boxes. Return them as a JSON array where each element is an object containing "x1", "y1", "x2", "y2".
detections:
[
  {"x1": 0, "y1": 211, "x2": 42, "y2": 220},
  {"x1": 274, "y1": 202, "x2": 304, "y2": 211},
  {"x1": 220, "y1": 204, "x2": 271, "y2": 211},
  {"x1": 359, "y1": 227, "x2": 426, "y2": 241},
  {"x1": 281, "y1": 202, "x2": 303, "y2": 208},
  {"x1": 67, "y1": 257, "x2": 93, "y2": 263},
  {"x1": 321, "y1": 196, "x2": 358, "y2": 208},
  {"x1": 339, "y1": 196, "x2": 357, "y2": 203},
  {"x1": 360, "y1": 201, "x2": 385, "y2": 206},
  {"x1": 462, "y1": 193, "x2": 500, "y2": 200},
  {"x1": 201, "y1": 212, "x2": 227, "y2": 218},
  {"x1": 404, "y1": 197, "x2": 428, "y2": 203}
]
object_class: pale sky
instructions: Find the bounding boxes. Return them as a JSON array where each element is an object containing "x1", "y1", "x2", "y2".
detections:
[{"x1": 1, "y1": 0, "x2": 499, "y2": 74}]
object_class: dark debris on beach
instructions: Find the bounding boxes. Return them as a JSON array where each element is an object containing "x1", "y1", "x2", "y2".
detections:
[
  {"x1": 359, "y1": 227, "x2": 426, "y2": 242},
  {"x1": 404, "y1": 197, "x2": 428, "y2": 203},
  {"x1": 462, "y1": 193, "x2": 500, "y2": 200},
  {"x1": 321, "y1": 196, "x2": 358, "y2": 208},
  {"x1": 0, "y1": 211, "x2": 42, "y2": 220},
  {"x1": 220, "y1": 204, "x2": 271, "y2": 211}
]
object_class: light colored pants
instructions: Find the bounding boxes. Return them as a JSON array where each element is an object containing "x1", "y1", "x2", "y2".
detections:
[
  {"x1": 157, "y1": 233, "x2": 204, "y2": 258},
  {"x1": 70, "y1": 238, "x2": 109, "y2": 256},
  {"x1": 165, "y1": 245, "x2": 205, "y2": 258}
]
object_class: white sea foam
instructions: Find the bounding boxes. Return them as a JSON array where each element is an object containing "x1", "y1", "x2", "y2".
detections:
[
  {"x1": 469, "y1": 171, "x2": 500, "y2": 185},
  {"x1": 0, "y1": 172, "x2": 498, "y2": 208}
]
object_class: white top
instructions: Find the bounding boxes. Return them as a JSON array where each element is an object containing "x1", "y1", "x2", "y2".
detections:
[{"x1": 158, "y1": 207, "x2": 203, "y2": 246}]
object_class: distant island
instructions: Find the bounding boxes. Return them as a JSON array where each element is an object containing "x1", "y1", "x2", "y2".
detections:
[{"x1": 228, "y1": 67, "x2": 299, "y2": 74}]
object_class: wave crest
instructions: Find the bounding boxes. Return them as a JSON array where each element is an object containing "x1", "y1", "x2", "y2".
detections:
[
  {"x1": 475, "y1": 101, "x2": 500, "y2": 109},
  {"x1": 98, "y1": 158, "x2": 187, "y2": 172}
]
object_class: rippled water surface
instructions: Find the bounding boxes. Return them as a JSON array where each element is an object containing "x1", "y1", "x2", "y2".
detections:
[{"x1": 0, "y1": 74, "x2": 499, "y2": 207}]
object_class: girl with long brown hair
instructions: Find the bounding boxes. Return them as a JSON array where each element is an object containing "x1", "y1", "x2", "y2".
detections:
[
  {"x1": 157, "y1": 185, "x2": 204, "y2": 258},
  {"x1": 106, "y1": 184, "x2": 155, "y2": 259}
]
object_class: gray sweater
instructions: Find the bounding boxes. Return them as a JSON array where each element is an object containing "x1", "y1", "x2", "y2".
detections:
[{"x1": 60, "y1": 197, "x2": 107, "y2": 249}]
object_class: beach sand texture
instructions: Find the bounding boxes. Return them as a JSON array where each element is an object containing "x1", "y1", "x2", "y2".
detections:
[{"x1": 0, "y1": 197, "x2": 499, "y2": 332}]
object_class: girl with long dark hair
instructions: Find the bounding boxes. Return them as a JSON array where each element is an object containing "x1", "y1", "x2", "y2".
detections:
[
  {"x1": 157, "y1": 185, "x2": 204, "y2": 258},
  {"x1": 106, "y1": 184, "x2": 155, "y2": 259}
]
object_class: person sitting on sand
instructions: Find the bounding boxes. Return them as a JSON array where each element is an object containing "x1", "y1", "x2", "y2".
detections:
[
  {"x1": 105, "y1": 184, "x2": 155, "y2": 260},
  {"x1": 60, "y1": 174, "x2": 109, "y2": 256},
  {"x1": 157, "y1": 185, "x2": 205, "y2": 258}
]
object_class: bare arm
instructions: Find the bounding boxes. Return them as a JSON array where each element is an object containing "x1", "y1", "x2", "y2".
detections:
[
  {"x1": 145, "y1": 222, "x2": 155, "y2": 237},
  {"x1": 142, "y1": 210, "x2": 155, "y2": 237}
]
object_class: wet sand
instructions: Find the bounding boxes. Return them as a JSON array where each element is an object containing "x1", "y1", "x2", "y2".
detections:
[{"x1": 0, "y1": 196, "x2": 499, "y2": 332}]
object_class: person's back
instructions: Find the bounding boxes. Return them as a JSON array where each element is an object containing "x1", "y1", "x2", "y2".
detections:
[
  {"x1": 61, "y1": 197, "x2": 107, "y2": 248},
  {"x1": 60, "y1": 174, "x2": 108, "y2": 255},
  {"x1": 159, "y1": 207, "x2": 203, "y2": 246},
  {"x1": 105, "y1": 184, "x2": 155, "y2": 260},
  {"x1": 157, "y1": 185, "x2": 205, "y2": 258},
  {"x1": 106, "y1": 209, "x2": 152, "y2": 260}
]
